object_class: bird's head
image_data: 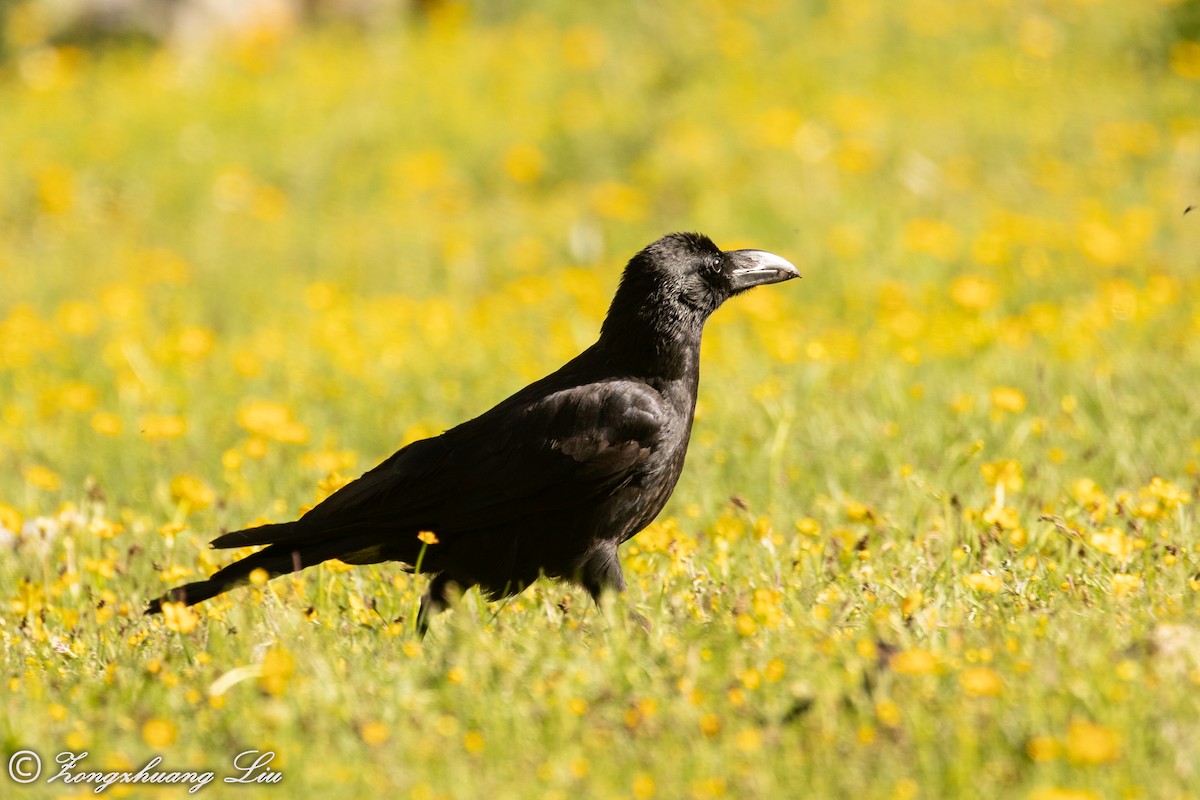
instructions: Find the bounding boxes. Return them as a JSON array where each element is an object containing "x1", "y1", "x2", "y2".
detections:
[{"x1": 601, "y1": 232, "x2": 800, "y2": 345}]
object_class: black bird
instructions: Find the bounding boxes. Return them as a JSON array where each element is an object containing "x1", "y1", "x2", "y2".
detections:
[{"x1": 147, "y1": 232, "x2": 799, "y2": 628}]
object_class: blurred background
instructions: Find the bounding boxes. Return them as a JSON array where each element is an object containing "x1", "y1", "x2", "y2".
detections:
[
  {"x1": 5, "y1": 5, "x2": 1200, "y2": 796},
  {"x1": 1, "y1": 0, "x2": 1199, "y2": 518}
]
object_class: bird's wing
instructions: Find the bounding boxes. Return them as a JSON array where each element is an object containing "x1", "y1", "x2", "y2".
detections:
[{"x1": 297, "y1": 379, "x2": 670, "y2": 535}]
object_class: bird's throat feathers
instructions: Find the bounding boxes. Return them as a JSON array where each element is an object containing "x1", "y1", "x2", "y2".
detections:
[
  {"x1": 597, "y1": 246, "x2": 713, "y2": 379},
  {"x1": 598, "y1": 285, "x2": 704, "y2": 380}
]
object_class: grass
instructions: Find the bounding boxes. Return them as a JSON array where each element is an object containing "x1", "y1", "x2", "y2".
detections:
[{"x1": 3, "y1": 1, "x2": 1200, "y2": 797}]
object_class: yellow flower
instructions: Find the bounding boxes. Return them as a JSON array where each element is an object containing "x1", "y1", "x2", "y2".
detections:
[
  {"x1": 982, "y1": 505, "x2": 1020, "y2": 530},
  {"x1": 245, "y1": 437, "x2": 269, "y2": 459},
  {"x1": 1088, "y1": 528, "x2": 1132, "y2": 561},
  {"x1": 836, "y1": 138, "x2": 879, "y2": 174},
  {"x1": 795, "y1": 517, "x2": 821, "y2": 537},
  {"x1": 236, "y1": 400, "x2": 308, "y2": 444},
  {"x1": 889, "y1": 649, "x2": 938, "y2": 676},
  {"x1": 360, "y1": 721, "x2": 390, "y2": 746},
  {"x1": 301, "y1": 448, "x2": 359, "y2": 474},
  {"x1": 990, "y1": 386, "x2": 1027, "y2": 415},
  {"x1": 503, "y1": 143, "x2": 545, "y2": 184},
  {"x1": 734, "y1": 728, "x2": 762, "y2": 752},
  {"x1": 632, "y1": 773, "x2": 655, "y2": 799},
  {"x1": 959, "y1": 667, "x2": 1004, "y2": 697},
  {"x1": 176, "y1": 326, "x2": 215, "y2": 361},
  {"x1": 639, "y1": 518, "x2": 679, "y2": 552},
  {"x1": 1026, "y1": 735, "x2": 1061, "y2": 762},
  {"x1": 752, "y1": 588, "x2": 783, "y2": 629},
  {"x1": 1065, "y1": 720, "x2": 1120, "y2": 765},
  {"x1": 964, "y1": 572, "x2": 1003, "y2": 593},
  {"x1": 142, "y1": 718, "x2": 177, "y2": 748},
  {"x1": 844, "y1": 499, "x2": 873, "y2": 522},
  {"x1": 950, "y1": 275, "x2": 997, "y2": 311},
  {"x1": 36, "y1": 164, "x2": 75, "y2": 215},
  {"x1": 1071, "y1": 478, "x2": 1108, "y2": 515},
  {"x1": 1028, "y1": 789, "x2": 1099, "y2": 800},
  {"x1": 170, "y1": 473, "x2": 215, "y2": 511},
  {"x1": 391, "y1": 148, "x2": 449, "y2": 193},
  {"x1": 158, "y1": 565, "x2": 192, "y2": 583},
  {"x1": 590, "y1": 181, "x2": 647, "y2": 222},
  {"x1": 140, "y1": 414, "x2": 187, "y2": 441},
  {"x1": 740, "y1": 667, "x2": 763, "y2": 690},
  {"x1": 735, "y1": 613, "x2": 757, "y2": 637},
  {"x1": 463, "y1": 730, "x2": 485, "y2": 754},
  {"x1": 58, "y1": 381, "x2": 98, "y2": 411},
  {"x1": 57, "y1": 299, "x2": 99, "y2": 335},
  {"x1": 1111, "y1": 574, "x2": 1141, "y2": 598},
  {"x1": 1140, "y1": 476, "x2": 1191, "y2": 511},
  {"x1": 981, "y1": 460, "x2": 1023, "y2": 492},
  {"x1": 258, "y1": 647, "x2": 295, "y2": 697},
  {"x1": 1078, "y1": 218, "x2": 1128, "y2": 266},
  {"x1": 88, "y1": 518, "x2": 122, "y2": 540},
  {"x1": 418, "y1": 530, "x2": 440, "y2": 545},
  {"x1": 901, "y1": 590, "x2": 924, "y2": 616},
  {"x1": 91, "y1": 411, "x2": 123, "y2": 436},
  {"x1": 753, "y1": 106, "x2": 803, "y2": 150},
  {"x1": 160, "y1": 602, "x2": 199, "y2": 634},
  {"x1": 23, "y1": 465, "x2": 61, "y2": 491},
  {"x1": 0, "y1": 503, "x2": 23, "y2": 534},
  {"x1": 1170, "y1": 40, "x2": 1200, "y2": 80},
  {"x1": 875, "y1": 699, "x2": 902, "y2": 728}
]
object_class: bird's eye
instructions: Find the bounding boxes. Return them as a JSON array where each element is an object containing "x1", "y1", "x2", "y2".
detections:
[{"x1": 707, "y1": 255, "x2": 723, "y2": 273}]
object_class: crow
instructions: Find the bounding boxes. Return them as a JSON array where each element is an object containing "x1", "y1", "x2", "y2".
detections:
[{"x1": 146, "y1": 232, "x2": 799, "y2": 629}]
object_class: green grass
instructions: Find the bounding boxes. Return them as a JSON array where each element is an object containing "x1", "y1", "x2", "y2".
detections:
[{"x1": 3, "y1": 1, "x2": 1200, "y2": 797}]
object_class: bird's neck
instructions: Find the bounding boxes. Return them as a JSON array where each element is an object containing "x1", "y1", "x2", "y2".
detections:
[{"x1": 592, "y1": 318, "x2": 704, "y2": 388}]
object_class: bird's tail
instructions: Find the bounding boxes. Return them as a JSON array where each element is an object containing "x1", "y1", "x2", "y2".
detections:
[{"x1": 145, "y1": 520, "x2": 386, "y2": 614}]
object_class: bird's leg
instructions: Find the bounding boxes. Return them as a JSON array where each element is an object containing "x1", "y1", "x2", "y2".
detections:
[
  {"x1": 579, "y1": 541, "x2": 626, "y2": 600},
  {"x1": 417, "y1": 572, "x2": 454, "y2": 637},
  {"x1": 579, "y1": 544, "x2": 650, "y2": 631}
]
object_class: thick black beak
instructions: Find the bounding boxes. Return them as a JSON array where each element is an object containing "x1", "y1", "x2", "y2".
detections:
[{"x1": 726, "y1": 249, "x2": 801, "y2": 292}]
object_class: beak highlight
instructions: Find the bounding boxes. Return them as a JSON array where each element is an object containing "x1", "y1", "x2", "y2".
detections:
[{"x1": 726, "y1": 249, "x2": 801, "y2": 291}]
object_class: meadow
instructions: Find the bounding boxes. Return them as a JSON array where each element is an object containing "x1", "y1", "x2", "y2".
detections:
[{"x1": 3, "y1": 0, "x2": 1200, "y2": 797}]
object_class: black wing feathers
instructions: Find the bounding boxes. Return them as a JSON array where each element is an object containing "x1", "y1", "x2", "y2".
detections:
[{"x1": 210, "y1": 380, "x2": 665, "y2": 553}]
